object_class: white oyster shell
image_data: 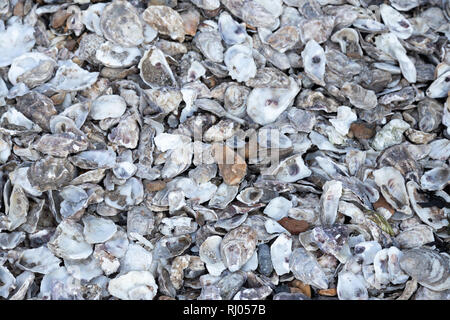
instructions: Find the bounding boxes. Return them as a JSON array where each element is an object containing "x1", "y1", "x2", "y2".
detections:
[
  {"x1": 354, "y1": 241, "x2": 382, "y2": 265},
  {"x1": 218, "y1": 11, "x2": 247, "y2": 45},
  {"x1": 81, "y1": 3, "x2": 106, "y2": 36},
  {"x1": 373, "y1": 166, "x2": 411, "y2": 216},
  {"x1": 50, "y1": 60, "x2": 99, "y2": 91},
  {"x1": 108, "y1": 271, "x2": 158, "y2": 300},
  {"x1": 263, "y1": 196, "x2": 292, "y2": 220},
  {"x1": 100, "y1": 0, "x2": 144, "y2": 47},
  {"x1": 420, "y1": 167, "x2": 449, "y2": 191},
  {"x1": 246, "y1": 77, "x2": 300, "y2": 125},
  {"x1": 90, "y1": 95, "x2": 127, "y2": 120},
  {"x1": 371, "y1": 119, "x2": 410, "y2": 151},
  {"x1": 270, "y1": 233, "x2": 292, "y2": 275},
  {"x1": 270, "y1": 153, "x2": 312, "y2": 182},
  {"x1": 95, "y1": 42, "x2": 141, "y2": 68},
  {"x1": 400, "y1": 248, "x2": 450, "y2": 292},
  {"x1": 142, "y1": 5, "x2": 185, "y2": 43},
  {"x1": 375, "y1": 33, "x2": 416, "y2": 83},
  {"x1": 82, "y1": 215, "x2": 117, "y2": 244},
  {"x1": 64, "y1": 256, "x2": 103, "y2": 281},
  {"x1": 9, "y1": 167, "x2": 42, "y2": 197},
  {"x1": 104, "y1": 177, "x2": 144, "y2": 210},
  {"x1": 319, "y1": 180, "x2": 342, "y2": 225},
  {"x1": 220, "y1": 226, "x2": 257, "y2": 272},
  {"x1": 119, "y1": 243, "x2": 153, "y2": 274},
  {"x1": 191, "y1": 0, "x2": 220, "y2": 10},
  {"x1": 0, "y1": 231, "x2": 24, "y2": 249},
  {"x1": 289, "y1": 248, "x2": 328, "y2": 289},
  {"x1": 16, "y1": 246, "x2": 61, "y2": 274},
  {"x1": 6, "y1": 184, "x2": 28, "y2": 231},
  {"x1": 302, "y1": 39, "x2": 326, "y2": 86},
  {"x1": 39, "y1": 267, "x2": 80, "y2": 300},
  {"x1": 0, "y1": 266, "x2": 15, "y2": 298},
  {"x1": 224, "y1": 44, "x2": 257, "y2": 83},
  {"x1": 395, "y1": 225, "x2": 435, "y2": 249},
  {"x1": 407, "y1": 181, "x2": 449, "y2": 230},
  {"x1": 330, "y1": 106, "x2": 357, "y2": 136},
  {"x1": 427, "y1": 71, "x2": 450, "y2": 98},
  {"x1": 199, "y1": 235, "x2": 226, "y2": 276},
  {"x1": 48, "y1": 220, "x2": 93, "y2": 260},
  {"x1": 8, "y1": 52, "x2": 56, "y2": 87},
  {"x1": 337, "y1": 271, "x2": 368, "y2": 300},
  {"x1": 380, "y1": 4, "x2": 414, "y2": 39}
]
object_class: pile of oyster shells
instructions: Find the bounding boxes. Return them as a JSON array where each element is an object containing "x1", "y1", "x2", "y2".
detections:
[{"x1": 0, "y1": 0, "x2": 449, "y2": 300}]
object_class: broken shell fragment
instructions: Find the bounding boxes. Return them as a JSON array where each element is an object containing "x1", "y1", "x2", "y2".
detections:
[
  {"x1": 290, "y1": 248, "x2": 329, "y2": 289},
  {"x1": 270, "y1": 233, "x2": 292, "y2": 276},
  {"x1": 371, "y1": 119, "x2": 410, "y2": 151}
]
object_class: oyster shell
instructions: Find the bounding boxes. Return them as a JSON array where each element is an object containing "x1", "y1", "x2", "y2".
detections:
[
  {"x1": 289, "y1": 248, "x2": 328, "y2": 289},
  {"x1": 100, "y1": 0, "x2": 143, "y2": 47},
  {"x1": 95, "y1": 42, "x2": 141, "y2": 68},
  {"x1": 400, "y1": 248, "x2": 450, "y2": 291},
  {"x1": 380, "y1": 4, "x2": 413, "y2": 40},
  {"x1": 246, "y1": 77, "x2": 300, "y2": 125},
  {"x1": 199, "y1": 235, "x2": 226, "y2": 276},
  {"x1": 143, "y1": 5, "x2": 185, "y2": 42},
  {"x1": 319, "y1": 180, "x2": 342, "y2": 225},
  {"x1": 50, "y1": 60, "x2": 99, "y2": 91},
  {"x1": 270, "y1": 233, "x2": 292, "y2": 275},
  {"x1": 8, "y1": 52, "x2": 56, "y2": 88},
  {"x1": 337, "y1": 271, "x2": 368, "y2": 300},
  {"x1": 138, "y1": 47, "x2": 177, "y2": 88},
  {"x1": 218, "y1": 11, "x2": 247, "y2": 45},
  {"x1": 220, "y1": 226, "x2": 257, "y2": 272},
  {"x1": 224, "y1": 44, "x2": 257, "y2": 83},
  {"x1": 420, "y1": 167, "x2": 449, "y2": 191},
  {"x1": 301, "y1": 40, "x2": 326, "y2": 86},
  {"x1": 108, "y1": 271, "x2": 158, "y2": 300},
  {"x1": 373, "y1": 167, "x2": 412, "y2": 216},
  {"x1": 48, "y1": 220, "x2": 93, "y2": 260},
  {"x1": 406, "y1": 181, "x2": 449, "y2": 230}
]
